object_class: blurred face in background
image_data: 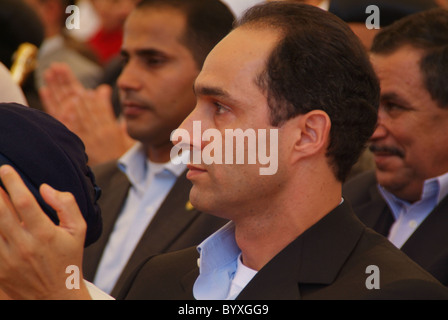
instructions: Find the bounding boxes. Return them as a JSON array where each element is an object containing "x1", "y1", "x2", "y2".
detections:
[
  {"x1": 117, "y1": 6, "x2": 199, "y2": 157},
  {"x1": 369, "y1": 46, "x2": 448, "y2": 202}
]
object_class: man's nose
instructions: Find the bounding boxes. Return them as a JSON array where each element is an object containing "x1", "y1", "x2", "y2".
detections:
[{"x1": 117, "y1": 60, "x2": 142, "y2": 92}]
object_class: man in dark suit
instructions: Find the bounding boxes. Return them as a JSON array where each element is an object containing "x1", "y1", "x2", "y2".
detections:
[
  {"x1": 115, "y1": 3, "x2": 448, "y2": 300},
  {"x1": 77, "y1": 0, "x2": 234, "y2": 297},
  {"x1": 343, "y1": 8, "x2": 448, "y2": 286},
  {"x1": 0, "y1": 2, "x2": 447, "y2": 300}
]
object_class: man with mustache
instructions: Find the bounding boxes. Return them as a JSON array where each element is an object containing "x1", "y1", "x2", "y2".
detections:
[
  {"x1": 343, "y1": 8, "x2": 448, "y2": 286},
  {"x1": 1, "y1": 2, "x2": 448, "y2": 300}
]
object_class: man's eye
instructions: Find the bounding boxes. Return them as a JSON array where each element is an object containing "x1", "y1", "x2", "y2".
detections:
[
  {"x1": 214, "y1": 102, "x2": 229, "y2": 115},
  {"x1": 383, "y1": 101, "x2": 406, "y2": 112},
  {"x1": 143, "y1": 56, "x2": 167, "y2": 67}
]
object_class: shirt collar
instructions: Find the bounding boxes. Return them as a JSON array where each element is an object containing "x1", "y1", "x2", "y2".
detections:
[
  {"x1": 193, "y1": 222, "x2": 240, "y2": 300},
  {"x1": 378, "y1": 171, "x2": 448, "y2": 220},
  {"x1": 118, "y1": 142, "x2": 187, "y2": 187}
]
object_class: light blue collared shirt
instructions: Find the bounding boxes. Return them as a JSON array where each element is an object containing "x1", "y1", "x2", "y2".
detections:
[
  {"x1": 193, "y1": 199, "x2": 346, "y2": 300},
  {"x1": 193, "y1": 222, "x2": 257, "y2": 300},
  {"x1": 379, "y1": 171, "x2": 448, "y2": 248},
  {"x1": 93, "y1": 143, "x2": 187, "y2": 294}
]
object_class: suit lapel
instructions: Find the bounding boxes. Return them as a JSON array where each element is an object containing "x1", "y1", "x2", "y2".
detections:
[
  {"x1": 352, "y1": 182, "x2": 393, "y2": 236},
  {"x1": 181, "y1": 267, "x2": 200, "y2": 299},
  {"x1": 134, "y1": 171, "x2": 197, "y2": 253},
  {"x1": 236, "y1": 201, "x2": 365, "y2": 300},
  {"x1": 401, "y1": 195, "x2": 448, "y2": 284},
  {"x1": 111, "y1": 170, "x2": 201, "y2": 296},
  {"x1": 83, "y1": 167, "x2": 130, "y2": 281}
]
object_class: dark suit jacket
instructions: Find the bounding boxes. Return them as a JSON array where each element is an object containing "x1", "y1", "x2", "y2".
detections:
[
  {"x1": 83, "y1": 161, "x2": 227, "y2": 297},
  {"x1": 117, "y1": 200, "x2": 448, "y2": 300},
  {"x1": 343, "y1": 170, "x2": 448, "y2": 286}
]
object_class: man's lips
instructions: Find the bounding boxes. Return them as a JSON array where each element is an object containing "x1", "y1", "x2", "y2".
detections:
[
  {"x1": 122, "y1": 101, "x2": 151, "y2": 116},
  {"x1": 186, "y1": 164, "x2": 207, "y2": 179}
]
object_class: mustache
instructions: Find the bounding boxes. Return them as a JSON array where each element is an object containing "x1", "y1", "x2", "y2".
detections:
[
  {"x1": 369, "y1": 144, "x2": 405, "y2": 158},
  {"x1": 120, "y1": 92, "x2": 154, "y2": 109}
]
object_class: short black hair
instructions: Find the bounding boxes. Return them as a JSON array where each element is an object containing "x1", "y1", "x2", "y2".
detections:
[
  {"x1": 371, "y1": 8, "x2": 448, "y2": 107},
  {"x1": 237, "y1": 2, "x2": 380, "y2": 182},
  {"x1": 137, "y1": 0, "x2": 235, "y2": 69}
]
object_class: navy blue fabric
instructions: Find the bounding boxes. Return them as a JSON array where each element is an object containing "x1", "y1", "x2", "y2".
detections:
[{"x1": 0, "y1": 103, "x2": 102, "y2": 247}]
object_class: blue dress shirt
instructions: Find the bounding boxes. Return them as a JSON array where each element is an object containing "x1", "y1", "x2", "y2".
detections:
[
  {"x1": 379, "y1": 171, "x2": 448, "y2": 248},
  {"x1": 193, "y1": 222, "x2": 257, "y2": 300},
  {"x1": 93, "y1": 143, "x2": 187, "y2": 294}
]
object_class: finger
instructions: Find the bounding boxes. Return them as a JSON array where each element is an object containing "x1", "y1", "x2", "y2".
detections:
[
  {"x1": 53, "y1": 63, "x2": 85, "y2": 97},
  {"x1": 0, "y1": 165, "x2": 53, "y2": 232},
  {"x1": 93, "y1": 85, "x2": 116, "y2": 125},
  {"x1": 43, "y1": 66, "x2": 66, "y2": 105},
  {"x1": 39, "y1": 86, "x2": 59, "y2": 117},
  {"x1": 0, "y1": 187, "x2": 21, "y2": 224},
  {"x1": 39, "y1": 184, "x2": 87, "y2": 243},
  {"x1": 44, "y1": 63, "x2": 85, "y2": 106},
  {"x1": 70, "y1": 90, "x2": 95, "y2": 130},
  {"x1": 0, "y1": 171, "x2": 26, "y2": 244}
]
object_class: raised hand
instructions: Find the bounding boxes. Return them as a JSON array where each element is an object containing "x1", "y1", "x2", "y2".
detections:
[
  {"x1": 0, "y1": 165, "x2": 91, "y2": 300},
  {"x1": 39, "y1": 63, "x2": 134, "y2": 166}
]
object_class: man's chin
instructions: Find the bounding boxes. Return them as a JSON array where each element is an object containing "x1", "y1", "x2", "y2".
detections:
[{"x1": 375, "y1": 169, "x2": 409, "y2": 194}]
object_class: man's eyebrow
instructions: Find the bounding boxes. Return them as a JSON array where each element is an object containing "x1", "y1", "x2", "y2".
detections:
[
  {"x1": 193, "y1": 85, "x2": 231, "y2": 98},
  {"x1": 120, "y1": 48, "x2": 166, "y2": 57}
]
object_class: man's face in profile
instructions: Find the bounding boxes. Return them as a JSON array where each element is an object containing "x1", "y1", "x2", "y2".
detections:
[{"x1": 176, "y1": 26, "x2": 290, "y2": 220}]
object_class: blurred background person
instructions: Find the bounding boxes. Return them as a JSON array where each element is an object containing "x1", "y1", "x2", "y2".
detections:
[
  {"x1": 87, "y1": 0, "x2": 140, "y2": 66},
  {"x1": 343, "y1": 8, "x2": 448, "y2": 286},
  {"x1": 0, "y1": 0, "x2": 44, "y2": 109},
  {"x1": 24, "y1": 0, "x2": 103, "y2": 90}
]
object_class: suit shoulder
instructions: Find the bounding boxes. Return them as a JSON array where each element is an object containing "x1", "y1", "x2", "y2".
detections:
[
  {"x1": 92, "y1": 160, "x2": 120, "y2": 177},
  {"x1": 92, "y1": 160, "x2": 123, "y2": 185},
  {"x1": 119, "y1": 247, "x2": 198, "y2": 300},
  {"x1": 355, "y1": 229, "x2": 447, "y2": 298},
  {"x1": 343, "y1": 170, "x2": 377, "y2": 204},
  {"x1": 366, "y1": 278, "x2": 448, "y2": 300}
]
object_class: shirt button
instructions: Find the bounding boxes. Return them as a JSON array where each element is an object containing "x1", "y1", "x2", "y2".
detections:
[
  {"x1": 409, "y1": 220, "x2": 418, "y2": 228},
  {"x1": 146, "y1": 206, "x2": 154, "y2": 213}
]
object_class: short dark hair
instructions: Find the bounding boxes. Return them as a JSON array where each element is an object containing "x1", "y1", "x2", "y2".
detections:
[
  {"x1": 371, "y1": 8, "x2": 448, "y2": 108},
  {"x1": 136, "y1": 0, "x2": 235, "y2": 69},
  {"x1": 237, "y1": 2, "x2": 380, "y2": 182}
]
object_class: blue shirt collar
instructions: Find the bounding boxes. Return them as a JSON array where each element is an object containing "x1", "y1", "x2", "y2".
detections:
[
  {"x1": 379, "y1": 171, "x2": 448, "y2": 220},
  {"x1": 118, "y1": 143, "x2": 187, "y2": 189},
  {"x1": 193, "y1": 222, "x2": 241, "y2": 300}
]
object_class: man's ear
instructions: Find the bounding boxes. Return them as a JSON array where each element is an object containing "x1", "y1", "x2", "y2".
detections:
[{"x1": 291, "y1": 110, "x2": 331, "y2": 161}]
